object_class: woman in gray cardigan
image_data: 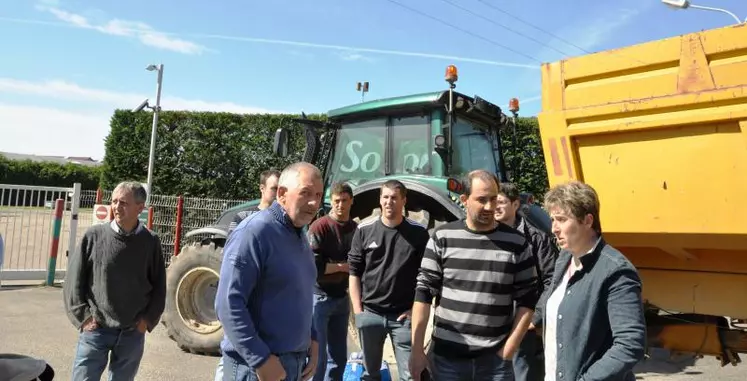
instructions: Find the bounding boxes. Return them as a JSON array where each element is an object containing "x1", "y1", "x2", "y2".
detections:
[{"x1": 533, "y1": 181, "x2": 646, "y2": 381}]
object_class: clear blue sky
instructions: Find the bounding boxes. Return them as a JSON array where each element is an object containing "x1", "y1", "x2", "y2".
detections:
[{"x1": 1, "y1": 0, "x2": 745, "y2": 159}]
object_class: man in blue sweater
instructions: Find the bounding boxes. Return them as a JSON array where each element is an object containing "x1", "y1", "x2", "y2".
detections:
[{"x1": 216, "y1": 162, "x2": 324, "y2": 381}]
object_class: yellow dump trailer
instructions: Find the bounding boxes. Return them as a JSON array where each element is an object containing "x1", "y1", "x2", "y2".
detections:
[{"x1": 537, "y1": 24, "x2": 747, "y2": 365}]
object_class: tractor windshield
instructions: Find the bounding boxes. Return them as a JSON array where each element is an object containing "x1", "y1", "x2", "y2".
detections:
[
  {"x1": 449, "y1": 117, "x2": 499, "y2": 178},
  {"x1": 326, "y1": 115, "x2": 431, "y2": 186},
  {"x1": 325, "y1": 114, "x2": 498, "y2": 185}
]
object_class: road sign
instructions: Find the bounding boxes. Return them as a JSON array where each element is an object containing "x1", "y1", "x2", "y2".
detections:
[{"x1": 92, "y1": 204, "x2": 111, "y2": 225}]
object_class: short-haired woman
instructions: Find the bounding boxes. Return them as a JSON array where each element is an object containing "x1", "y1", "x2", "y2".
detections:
[{"x1": 534, "y1": 181, "x2": 646, "y2": 381}]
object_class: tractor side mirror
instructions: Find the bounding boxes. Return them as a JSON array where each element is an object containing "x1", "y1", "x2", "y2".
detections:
[{"x1": 273, "y1": 128, "x2": 289, "y2": 157}]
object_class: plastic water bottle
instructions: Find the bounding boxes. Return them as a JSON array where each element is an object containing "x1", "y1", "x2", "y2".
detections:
[
  {"x1": 343, "y1": 352, "x2": 392, "y2": 381},
  {"x1": 343, "y1": 352, "x2": 365, "y2": 381}
]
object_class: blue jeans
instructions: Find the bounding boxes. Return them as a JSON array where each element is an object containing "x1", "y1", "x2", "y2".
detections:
[
  {"x1": 222, "y1": 351, "x2": 308, "y2": 381},
  {"x1": 355, "y1": 309, "x2": 412, "y2": 381},
  {"x1": 512, "y1": 329, "x2": 544, "y2": 381},
  {"x1": 429, "y1": 351, "x2": 514, "y2": 381},
  {"x1": 71, "y1": 327, "x2": 145, "y2": 381},
  {"x1": 313, "y1": 293, "x2": 350, "y2": 381}
]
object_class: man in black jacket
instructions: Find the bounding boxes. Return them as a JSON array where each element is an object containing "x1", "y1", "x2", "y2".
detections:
[
  {"x1": 227, "y1": 169, "x2": 280, "y2": 235},
  {"x1": 495, "y1": 182, "x2": 559, "y2": 381}
]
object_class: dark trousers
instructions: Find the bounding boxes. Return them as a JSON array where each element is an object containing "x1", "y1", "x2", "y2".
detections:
[
  {"x1": 429, "y1": 350, "x2": 514, "y2": 381},
  {"x1": 355, "y1": 309, "x2": 412, "y2": 381},
  {"x1": 312, "y1": 293, "x2": 350, "y2": 381},
  {"x1": 512, "y1": 329, "x2": 544, "y2": 381}
]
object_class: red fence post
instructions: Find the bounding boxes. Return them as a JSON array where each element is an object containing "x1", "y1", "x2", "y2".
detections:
[
  {"x1": 147, "y1": 206, "x2": 154, "y2": 230},
  {"x1": 95, "y1": 187, "x2": 103, "y2": 204},
  {"x1": 174, "y1": 195, "x2": 184, "y2": 257}
]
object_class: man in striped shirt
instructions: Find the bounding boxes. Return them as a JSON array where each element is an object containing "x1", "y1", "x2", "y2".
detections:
[{"x1": 409, "y1": 170, "x2": 539, "y2": 381}]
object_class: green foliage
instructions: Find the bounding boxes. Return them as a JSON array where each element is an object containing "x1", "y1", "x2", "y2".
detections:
[
  {"x1": 101, "y1": 110, "x2": 326, "y2": 200},
  {"x1": 499, "y1": 116, "x2": 550, "y2": 202},
  {"x1": 0, "y1": 156, "x2": 102, "y2": 189},
  {"x1": 102, "y1": 110, "x2": 551, "y2": 203}
]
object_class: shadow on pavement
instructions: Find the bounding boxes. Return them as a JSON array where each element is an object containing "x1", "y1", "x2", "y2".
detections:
[{"x1": 634, "y1": 348, "x2": 698, "y2": 376}]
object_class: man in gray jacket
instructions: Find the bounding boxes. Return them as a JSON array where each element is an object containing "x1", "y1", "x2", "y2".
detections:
[
  {"x1": 495, "y1": 182, "x2": 559, "y2": 381},
  {"x1": 63, "y1": 181, "x2": 166, "y2": 381}
]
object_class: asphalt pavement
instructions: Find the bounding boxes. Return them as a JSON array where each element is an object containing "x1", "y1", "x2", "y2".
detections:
[{"x1": 0, "y1": 286, "x2": 744, "y2": 380}]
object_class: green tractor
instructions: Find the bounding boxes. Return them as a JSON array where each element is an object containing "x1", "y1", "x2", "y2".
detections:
[{"x1": 161, "y1": 65, "x2": 551, "y2": 355}]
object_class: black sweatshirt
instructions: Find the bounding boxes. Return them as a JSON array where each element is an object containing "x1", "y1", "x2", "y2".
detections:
[
  {"x1": 63, "y1": 222, "x2": 166, "y2": 331},
  {"x1": 348, "y1": 217, "x2": 430, "y2": 315}
]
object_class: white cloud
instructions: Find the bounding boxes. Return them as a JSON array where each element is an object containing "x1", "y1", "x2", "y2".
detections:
[
  {"x1": 0, "y1": 78, "x2": 282, "y2": 159},
  {"x1": 511, "y1": 5, "x2": 648, "y2": 114},
  {"x1": 36, "y1": 5, "x2": 207, "y2": 55},
  {"x1": 6, "y1": 13, "x2": 538, "y2": 69},
  {"x1": 201, "y1": 33, "x2": 538, "y2": 69},
  {"x1": 0, "y1": 103, "x2": 110, "y2": 159},
  {"x1": 568, "y1": 8, "x2": 641, "y2": 53},
  {"x1": 336, "y1": 50, "x2": 374, "y2": 62},
  {"x1": 541, "y1": 2, "x2": 656, "y2": 61},
  {"x1": 521, "y1": 95, "x2": 541, "y2": 104},
  {"x1": 0, "y1": 78, "x2": 279, "y2": 114}
]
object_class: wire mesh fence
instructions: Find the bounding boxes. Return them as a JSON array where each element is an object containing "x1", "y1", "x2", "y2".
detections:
[{"x1": 81, "y1": 189, "x2": 249, "y2": 264}]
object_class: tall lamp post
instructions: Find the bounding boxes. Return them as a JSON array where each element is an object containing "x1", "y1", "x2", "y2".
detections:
[
  {"x1": 661, "y1": 0, "x2": 745, "y2": 24},
  {"x1": 145, "y1": 64, "x2": 163, "y2": 206},
  {"x1": 356, "y1": 81, "x2": 369, "y2": 102}
]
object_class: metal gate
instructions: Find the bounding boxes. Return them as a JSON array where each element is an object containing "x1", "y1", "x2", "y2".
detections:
[{"x1": 0, "y1": 183, "x2": 81, "y2": 283}]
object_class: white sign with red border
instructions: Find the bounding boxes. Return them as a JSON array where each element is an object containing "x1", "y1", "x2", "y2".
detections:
[{"x1": 93, "y1": 204, "x2": 112, "y2": 225}]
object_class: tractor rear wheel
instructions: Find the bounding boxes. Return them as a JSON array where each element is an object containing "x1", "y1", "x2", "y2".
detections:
[{"x1": 162, "y1": 242, "x2": 223, "y2": 356}]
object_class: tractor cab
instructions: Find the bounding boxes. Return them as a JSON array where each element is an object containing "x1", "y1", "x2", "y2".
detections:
[{"x1": 273, "y1": 65, "x2": 525, "y2": 226}]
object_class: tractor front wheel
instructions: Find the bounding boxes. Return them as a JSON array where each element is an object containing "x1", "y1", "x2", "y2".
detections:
[{"x1": 162, "y1": 242, "x2": 223, "y2": 356}]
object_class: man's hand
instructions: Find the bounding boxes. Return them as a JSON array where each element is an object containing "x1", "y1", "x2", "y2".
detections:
[
  {"x1": 336, "y1": 263, "x2": 350, "y2": 273},
  {"x1": 497, "y1": 340, "x2": 519, "y2": 360},
  {"x1": 81, "y1": 317, "x2": 98, "y2": 332},
  {"x1": 136, "y1": 319, "x2": 148, "y2": 334},
  {"x1": 397, "y1": 310, "x2": 411, "y2": 322},
  {"x1": 528, "y1": 323, "x2": 542, "y2": 337},
  {"x1": 256, "y1": 355, "x2": 286, "y2": 381},
  {"x1": 301, "y1": 339, "x2": 319, "y2": 381},
  {"x1": 409, "y1": 347, "x2": 429, "y2": 380}
]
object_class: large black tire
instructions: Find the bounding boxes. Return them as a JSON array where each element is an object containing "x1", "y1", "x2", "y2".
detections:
[{"x1": 162, "y1": 242, "x2": 223, "y2": 356}]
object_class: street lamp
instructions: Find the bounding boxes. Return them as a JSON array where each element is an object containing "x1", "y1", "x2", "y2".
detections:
[
  {"x1": 145, "y1": 64, "x2": 163, "y2": 206},
  {"x1": 356, "y1": 81, "x2": 369, "y2": 102},
  {"x1": 661, "y1": 0, "x2": 744, "y2": 24}
]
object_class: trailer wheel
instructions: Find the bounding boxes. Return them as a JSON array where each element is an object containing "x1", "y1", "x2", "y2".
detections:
[{"x1": 163, "y1": 242, "x2": 223, "y2": 356}]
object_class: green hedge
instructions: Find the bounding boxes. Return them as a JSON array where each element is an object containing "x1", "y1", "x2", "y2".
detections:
[
  {"x1": 101, "y1": 110, "x2": 324, "y2": 200},
  {"x1": 499, "y1": 116, "x2": 550, "y2": 201},
  {"x1": 0, "y1": 156, "x2": 102, "y2": 189},
  {"x1": 101, "y1": 109, "x2": 549, "y2": 201},
  {"x1": 0, "y1": 156, "x2": 102, "y2": 206}
]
